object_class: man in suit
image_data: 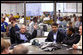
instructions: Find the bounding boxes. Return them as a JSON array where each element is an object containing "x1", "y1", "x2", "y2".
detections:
[
  {"x1": 62, "y1": 27, "x2": 80, "y2": 46},
  {"x1": 15, "y1": 24, "x2": 37, "y2": 44},
  {"x1": 45, "y1": 23, "x2": 67, "y2": 43}
]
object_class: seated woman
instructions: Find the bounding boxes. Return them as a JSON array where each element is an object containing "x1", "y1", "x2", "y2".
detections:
[{"x1": 72, "y1": 25, "x2": 82, "y2": 49}]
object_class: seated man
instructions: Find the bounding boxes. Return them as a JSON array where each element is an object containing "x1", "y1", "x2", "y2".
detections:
[
  {"x1": 1, "y1": 38, "x2": 11, "y2": 54},
  {"x1": 16, "y1": 25, "x2": 37, "y2": 44},
  {"x1": 62, "y1": 27, "x2": 80, "y2": 46},
  {"x1": 45, "y1": 23, "x2": 67, "y2": 43},
  {"x1": 12, "y1": 44, "x2": 28, "y2": 54},
  {"x1": 73, "y1": 25, "x2": 82, "y2": 49}
]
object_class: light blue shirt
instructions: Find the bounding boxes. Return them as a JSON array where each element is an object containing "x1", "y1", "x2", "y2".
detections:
[{"x1": 20, "y1": 34, "x2": 28, "y2": 42}]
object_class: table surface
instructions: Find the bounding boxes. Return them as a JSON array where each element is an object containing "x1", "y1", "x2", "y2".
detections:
[
  {"x1": 21, "y1": 42, "x2": 82, "y2": 54},
  {"x1": 9, "y1": 38, "x2": 82, "y2": 54}
]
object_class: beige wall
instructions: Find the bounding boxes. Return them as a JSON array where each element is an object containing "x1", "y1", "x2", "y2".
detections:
[
  {"x1": 1, "y1": 3, "x2": 82, "y2": 16},
  {"x1": 1, "y1": 3, "x2": 24, "y2": 16}
]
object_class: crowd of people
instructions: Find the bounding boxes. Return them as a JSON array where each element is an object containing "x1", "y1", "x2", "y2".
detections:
[{"x1": 1, "y1": 12, "x2": 82, "y2": 54}]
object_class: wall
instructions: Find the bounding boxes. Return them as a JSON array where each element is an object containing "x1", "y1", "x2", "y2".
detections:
[
  {"x1": 1, "y1": 3, "x2": 82, "y2": 16},
  {"x1": 1, "y1": 3, "x2": 24, "y2": 16},
  {"x1": 56, "y1": 3, "x2": 82, "y2": 16}
]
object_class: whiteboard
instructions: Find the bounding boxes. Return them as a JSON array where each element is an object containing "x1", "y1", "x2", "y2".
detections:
[
  {"x1": 26, "y1": 3, "x2": 54, "y2": 16},
  {"x1": 26, "y1": 3, "x2": 42, "y2": 16},
  {"x1": 41, "y1": 3, "x2": 54, "y2": 12}
]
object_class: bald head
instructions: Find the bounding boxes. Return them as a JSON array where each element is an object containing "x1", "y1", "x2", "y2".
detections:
[
  {"x1": 21, "y1": 25, "x2": 26, "y2": 28},
  {"x1": 13, "y1": 44, "x2": 28, "y2": 54},
  {"x1": 20, "y1": 25, "x2": 26, "y2": 33}
]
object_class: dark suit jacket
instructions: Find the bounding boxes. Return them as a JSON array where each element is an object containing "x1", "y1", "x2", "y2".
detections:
[
  {"x1": 16, "y1": 30, "x2": 37, "y2": 44},
  {"x1": 62, "y1": 33, "x2": 80, "y2": 46},
  {"x1": 9, "y1": 24, "x2": 20, "y2": 44},
  {"x1": 45, "y1": 28, "x2": 67, "y2": 43}
]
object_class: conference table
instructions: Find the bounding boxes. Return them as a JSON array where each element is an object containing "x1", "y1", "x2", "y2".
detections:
[
  {"x1": 19, "y1": 38, "x2": 82, "y2": 54},
  {"x1": 27, "y1": 46, "x2": 82, "y2": 54}
]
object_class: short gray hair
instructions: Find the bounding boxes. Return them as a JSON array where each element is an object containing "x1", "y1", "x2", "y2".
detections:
[{"x1": 13, "y1": 44, "x2": 28, "y2": 54}]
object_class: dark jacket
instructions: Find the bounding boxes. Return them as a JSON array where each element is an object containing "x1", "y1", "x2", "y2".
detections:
[
  {"x1": 45, "y1": 28, "x2": 67, "y2": 43},
  {"x1": 62, "y1": 33, "x2": 80, "y2": 46},
  {"x1": 9, "y1": 24, "x2": 20, "y2": 44},
  {"x1": 16, "y1": 30, "x2": 37, "y2": 44}
]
